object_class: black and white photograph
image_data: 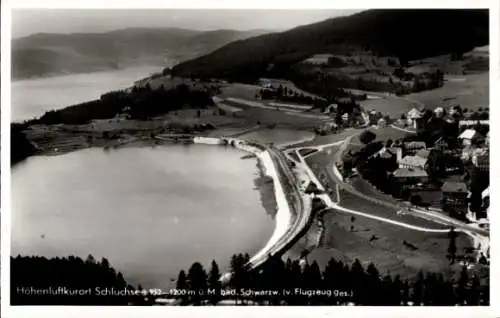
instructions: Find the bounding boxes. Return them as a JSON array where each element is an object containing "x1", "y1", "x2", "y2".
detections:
[{"x1": 1, "y1": 2, "x2": 497, "y2": 314}]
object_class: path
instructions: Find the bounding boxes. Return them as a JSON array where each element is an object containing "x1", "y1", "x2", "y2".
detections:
[
  {"x1": 293, "y1": 148, "x2": 449, "y2": 233},
  {"x1": 390, "y1": 124, "x2": 417, "y2": 134}
]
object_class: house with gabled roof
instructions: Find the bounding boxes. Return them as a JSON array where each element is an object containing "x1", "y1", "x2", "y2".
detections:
[{"x1": 458, "y1": 129, "x2": 482, "y2": 146}]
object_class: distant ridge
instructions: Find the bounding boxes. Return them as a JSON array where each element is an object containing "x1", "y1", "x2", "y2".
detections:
[{"x1": 12, "y1": 28, "x2": 271, "y2": 79}]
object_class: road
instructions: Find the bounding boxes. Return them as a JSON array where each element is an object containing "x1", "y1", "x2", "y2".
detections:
[
  {"x1": 293, "y1": 148, "x2": 450, "y2": 233},
  {"x1": 278, "y1": 122, "x2": 489, "y2": 238},
  {"x1": 323, "y1": 130, "x2": 489, "y2": 237},
  {"x1": 389, "y1": 124, "x2": 417, "y2": 134}
]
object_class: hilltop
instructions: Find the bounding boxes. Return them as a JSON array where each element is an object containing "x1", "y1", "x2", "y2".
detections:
[
  {"x1": 171, "y1": 9, "x2": 488, "y2": 82},
  {"x1": 12, "y1": 28, "x2": 270, "y2": 79}
]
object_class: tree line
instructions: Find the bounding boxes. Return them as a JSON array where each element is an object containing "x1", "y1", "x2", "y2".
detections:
[
  {"x1": 11, "y1": 123, "x2": 37, "y2": 165},
  {"x1": 11, "y1": 247, "x2": 489, "y2": 306},
  {"x1": 173, "y1": 252, "x2": 488, "y2": 306},
  {"x1": 256, "y1": 84, "x2": 321, "y2": 105},
  {"x1": 24, "y1": 83, "x2": 215, "y2": 126}
]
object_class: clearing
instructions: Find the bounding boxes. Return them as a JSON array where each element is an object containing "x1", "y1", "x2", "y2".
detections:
[
  {"x1": 308, "y1": 209, "x2": 475, "y2": 279},
  {"x1": 407, "y1": 73, "x2": 489, "y2": 111}
]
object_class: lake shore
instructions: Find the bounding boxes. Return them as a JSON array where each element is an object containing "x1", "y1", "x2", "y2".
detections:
[{"x1": 19, "y1": 107, "x2": 255, "y2": 159}]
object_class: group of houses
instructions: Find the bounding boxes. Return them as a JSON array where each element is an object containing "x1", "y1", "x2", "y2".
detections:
[{"x1": 371, "y1": 104, "x2": 490, "y2": 224}]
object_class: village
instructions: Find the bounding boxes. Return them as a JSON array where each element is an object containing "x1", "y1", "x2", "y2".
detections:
[{"x1": 343, "y1": 105, "x2": 489, "y2": 228}]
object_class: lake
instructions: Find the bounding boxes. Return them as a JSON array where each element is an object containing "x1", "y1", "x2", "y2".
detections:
[
  {"x1": 11, "y1": 66, "x2": 161, "y2": 122},
  {"x1": 12, "y1": 145, "x2": 274, "y2": 288}
]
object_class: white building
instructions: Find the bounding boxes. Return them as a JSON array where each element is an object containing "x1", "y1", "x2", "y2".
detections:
[
  {"x1": 377, "y1": 117, "x2": 387, "y2": 128},
  {"x1": 303, "y1": 54, "x2": 334, "y2": 65},
  {"x1": 434, "y1": 106, "x2": 445, "y2": 118},
  {"x1": 407, "y1": 108, "x2": 422, "y2": 129},
  {"x1": 398, "y1": 155, "x2": 428, "y2": 170},
  {"x1": 458, "y1": 129, "x2": 482, "y2": 146}
]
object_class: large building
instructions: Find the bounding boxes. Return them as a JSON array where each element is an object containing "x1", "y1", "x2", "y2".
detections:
[{"x1": 398, "y1": 155, "x2": 428, "y2": 170}]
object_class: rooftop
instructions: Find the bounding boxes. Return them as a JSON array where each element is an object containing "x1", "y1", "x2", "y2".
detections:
[
  {"x1": 393, "y1": 168, "x2": 428, "y2": 178},
  {"x1": 407, "y1": 108, "x2": 423, "y2": 119},
  {"x1": 304, "y1": 54, "x2": 334, "y2": 64},
  {"x1": 399, "y1": 155, "x2": 427, "y2": 167},
  {"x1": 458, "y1": 129, "x2": 479, "y2": 140},
  {"x1": 379, "y1": 151, "x2": 394, "y2": 159},
  {"x1": 441, "y1": 181, "x2": 467, "y2": 193},
  {"x1": 403, "y1": 141, "x2": 426, "y2": 149}
]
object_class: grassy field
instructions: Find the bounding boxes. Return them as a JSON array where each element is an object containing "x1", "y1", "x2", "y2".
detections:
[
  {"x1": 343, "y1": 126, "x2": 410, "y2": 154},
  {"x1": 360, "y1": 97, "x2": 416, "y2": 118},
  {"x1": 219, "y1": 83, "x2": 261, "y2": 100},
  {"x1": 306, "y1": 209, "x2": 474, "y2": 279},
  {"x1": 235, "y1": 108, "x2": 325, "y2": 129},
  {"x1": 369, "y1": 126, "x2": 412, "y2": 142},
  {"x1": 285, "y1": 128, "x2": 357, "y2": 149},
  {"x1": 206, "y1": 126, "x2": 257, "y2": 138},
  {"x1": 305, "y1": 146, "x2": 445, "y2": 229},
  {"x1": 357, "y1": 72, "x2": 488, "y2": 117},
  {"x1": 350, "y1": 176, "x2": 401, "y2": 206},
  {"x1": 339, "y1": 190, "x2": 448, "y2": 229},
  {"x1": 160, "y1": 108, "x2": 246, "y2": 127},
  {"x1": 238, "y1": 128, "x2": 314, "y2": 145},
  {"x1": 407, "y1": 73, "x2": 489, "y2": 111}
]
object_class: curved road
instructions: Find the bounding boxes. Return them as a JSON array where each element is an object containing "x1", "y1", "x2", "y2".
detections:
[
  {"x1": 326, "y1": 131, "x2": 489, "y2": 237},
  {"x1": 293, "y1": 148, "x2": 449, "y2": 233}
]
